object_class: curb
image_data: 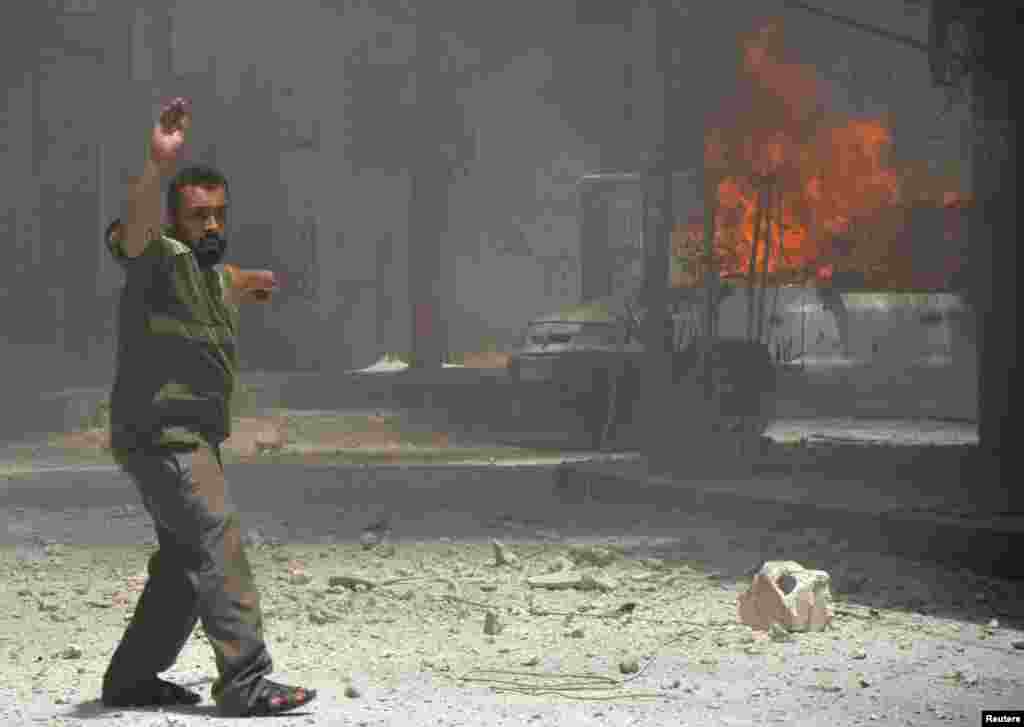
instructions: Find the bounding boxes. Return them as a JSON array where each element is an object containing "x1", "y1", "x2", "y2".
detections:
[{"x1": 568, "y1": 464, "x2": 1022, "y2": 580}]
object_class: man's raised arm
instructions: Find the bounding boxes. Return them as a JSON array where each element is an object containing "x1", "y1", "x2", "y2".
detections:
[{"x1": 119, "y1": 98, "x2": 191, "y2": 258}]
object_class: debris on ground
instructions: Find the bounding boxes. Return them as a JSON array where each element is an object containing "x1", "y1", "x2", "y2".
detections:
[
  {"x1": 2, "y1": 496, "x2": 1023, "y2": 723},
  {"x1": 738, "y1": 560, "x2": 834, "y2": 632},
  {"x1": 491, "y1": 539, "x2": 521, "y2": 569}
]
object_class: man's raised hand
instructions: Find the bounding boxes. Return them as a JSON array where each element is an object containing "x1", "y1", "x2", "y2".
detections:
[{"x1": 150, "y1": 97, "x2": 192, "y2": 170}]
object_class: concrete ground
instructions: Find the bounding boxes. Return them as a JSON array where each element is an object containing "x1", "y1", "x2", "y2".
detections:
[
  {"x1": 3, "y1": 449, "x2": 1023, "y2": 726},
  {"x1": 4, "y1": 368, "x2": 1018, "y2": 725}
]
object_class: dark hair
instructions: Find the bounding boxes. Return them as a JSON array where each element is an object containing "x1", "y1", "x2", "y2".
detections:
[{"x1": 166, "y1": 164, "x2": 230, "y2": 222}]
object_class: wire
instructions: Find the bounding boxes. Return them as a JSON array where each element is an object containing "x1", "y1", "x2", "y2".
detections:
[{"x1": 779, "y1": 0, "x2": 971, "y2": 66}]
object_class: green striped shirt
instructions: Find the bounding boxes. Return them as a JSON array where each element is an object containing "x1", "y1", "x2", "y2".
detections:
[{"x1": 107, "y1": 225, "x2": 241, "y2": 451}]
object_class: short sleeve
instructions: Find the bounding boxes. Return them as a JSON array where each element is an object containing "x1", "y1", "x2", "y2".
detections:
[{"x1": 104, "y1": 219, "x2": 166, "y2": 271}]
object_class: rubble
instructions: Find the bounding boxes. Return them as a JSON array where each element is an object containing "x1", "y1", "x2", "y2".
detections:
[
  {"x1": 619, "y1": 657, "x2": 640, "y2": 674},
  {"x1": 308, "y1": 608, "x2": 337, "y2": 625},
  {"x1": 579, "y1": 573, "x2": 618, "y2": 592},
  {"x1": 769, "y1": 623, "x2": 793, "y2": 643},
  {"x1": 526, "y1": 572, "x2": 582, "y2": 590},
  {"x1": 738, "y1": 561, "x2": 834, "y2": 632},
  {"x1": 360, "y1": 531, "x2": 383, "y2": 550},
  {"x1": 243, "y1": 528, "x2": 266, "y2": 548},
  {"x1": 567, "y1": 545, "x2": 617, "y2": 568},
  {"x1": 546, "y1": 556, "x2": 574, "y2": 573},
  {"x1": 483, "y1": 612, "x2": 503, "y2": 636},
  {"x1": 59, "y1": 645, "x2": 83, "y2": 660},
  {"x1": 490, "y1": 540, "x2": 521, "y2": 569},
  {"x1": 525, "y1": 571, "x2": 617, "y2": 592}
]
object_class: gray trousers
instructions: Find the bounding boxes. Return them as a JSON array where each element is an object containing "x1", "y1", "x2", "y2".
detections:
[{"x1": 103, "y1": 441, "x2": 272, "y2": 711}]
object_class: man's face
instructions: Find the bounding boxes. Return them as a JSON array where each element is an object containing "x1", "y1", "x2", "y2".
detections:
[{"x1": 175, "y1": 185, "x2": 227, "y2": 243}]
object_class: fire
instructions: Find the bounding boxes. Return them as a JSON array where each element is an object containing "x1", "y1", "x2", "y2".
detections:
[{"x1": 673, "y1": 22, "x2": 965, "y2": 290}]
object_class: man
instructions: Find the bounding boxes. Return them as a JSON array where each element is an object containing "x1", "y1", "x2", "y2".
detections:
[{"x1": 100, "y1": 97, "x2": 317, "y2": 717}]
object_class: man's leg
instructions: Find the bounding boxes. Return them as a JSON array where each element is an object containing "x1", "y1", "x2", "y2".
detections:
[
  {"x1": 112, "y1": 442, "x2": 313, "y2": 716},
  {"x1": 102, "y1": 523, "x2": 202, "y2": 702}
]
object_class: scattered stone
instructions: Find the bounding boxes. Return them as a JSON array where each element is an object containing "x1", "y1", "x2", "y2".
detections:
[
  {"x1": 15, "y1": 542, "x2": 47, "y2": 563},
  {"x1": 851, "y1": 649, "x2": 868, "y2": 660},
  {"x1": 948, "y1": 669, "x2": 980, "y2": 687},
  {"x1": 579, "y1": 574, "x2": 618, "y2": 592},
  {"x1": 567, "y1": 545, "x2": 617, "y2": 568},
  {"x1": 1012, "y1": 641, "x2": 1024, "y2": 651},
  {"x1": 641, "y1": 558, "x2": 666, "y2": 571},
  {"x1": 288, "y1": 570, "x2": 312, "y2": 586},
  {"x1": 308, "y1": 608, "x2": 337, "y2": 625},
  {"x1": 521, "y1": 656, "x2": 540, "y2": 667},
  {"x1": 375, "y1": 543, "x2": 397, "y2": 558},
  {"x1": 328, "y1": 575, "x2": 377, "y2": 591},
  {"x1": 988, "y1": 618, "x2": 1000, "y2": 629},
  {"x1": 360, "y1": 531, "x2": 383, "y2": 550},
  {"x1": 547, "y1": 556, "x2": 574, "y2": 574},
  {"x1": 344, "y1": 685, "x2": 361, "y2": 699},
  {"x1": 769, "y1": 623, "x2": 793, "y2": 643},
  {"x1": 738, "y1": 561, "x2": 834, "y2": 632},
  {"x1": 619, "y1": 656, "x2": 641, "y2": 674},
  {"x1": 60, "y1": 645, "x2": 83, "y2": 660},
  {"x1": 491, "y1": 540, "x2": 521, "y2": 569},
  {"x1": 483, "y1": 612, "x2": 503, "y2": 636},
  {"x1": 243, "y1": 529, "x2": 266, "y2": 548},
  {"x1": 479, "y1": 583, "x2": 498, "y2": 593},
  {"x1": 526, "y1": 572, "x2": 582, "y2": 590},
  {"x1": 568, "y1": 628, "x2": 585, "y2": 639}
]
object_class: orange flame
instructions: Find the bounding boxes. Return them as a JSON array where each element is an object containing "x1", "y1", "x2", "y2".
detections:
[{"x1": 674, "y1": 21, "x2": 965, "y2": 289}]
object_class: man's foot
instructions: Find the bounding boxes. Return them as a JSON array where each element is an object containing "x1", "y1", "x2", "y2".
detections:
[
  {"x1": 101, "y1": 677, "x2": 202, "y2": 707},
  {"x1": 219, "y1": 679, "x2": 317, "y2": 717}
]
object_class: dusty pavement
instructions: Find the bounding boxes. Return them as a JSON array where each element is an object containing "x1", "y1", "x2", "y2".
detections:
[{"x1": 3, "y1": 458, "x2": 1023, "y2": 727}]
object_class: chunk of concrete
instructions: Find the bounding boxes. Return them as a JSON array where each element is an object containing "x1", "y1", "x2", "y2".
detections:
[
  {"x1": 526, "y1": 572, "x2": 585, "y2": 590},
  {"x1": 738, "y1": 560, "x2": 833, "y2": 632}
]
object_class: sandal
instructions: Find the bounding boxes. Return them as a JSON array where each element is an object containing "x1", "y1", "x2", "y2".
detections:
[
  {"x1": 225, "y1": 679, "x2": 317, "y2": 717},
  {"x1": 102, "y1": 677, "x2": 202, "y2": 707}
]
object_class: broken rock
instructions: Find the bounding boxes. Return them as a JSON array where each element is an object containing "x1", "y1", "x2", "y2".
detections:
[
  {"x1": 738, "y1": 560, "x2": 833, "y2": 632},
  {"x1": 547, "y1": 556, "x2": 575, "y2": 573},
  {"x1": 483, "y1": 612, "x2": 503, "y2": 636},
  {"x1": 526, "y1": 572, "x2": 585, "y2": 591},
  {"x1": 491, "y1": 540, "x2": 521, "y2": 569},
  {"x1": 567, "y1": 545, "x2": 617, "y2": 568}
]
